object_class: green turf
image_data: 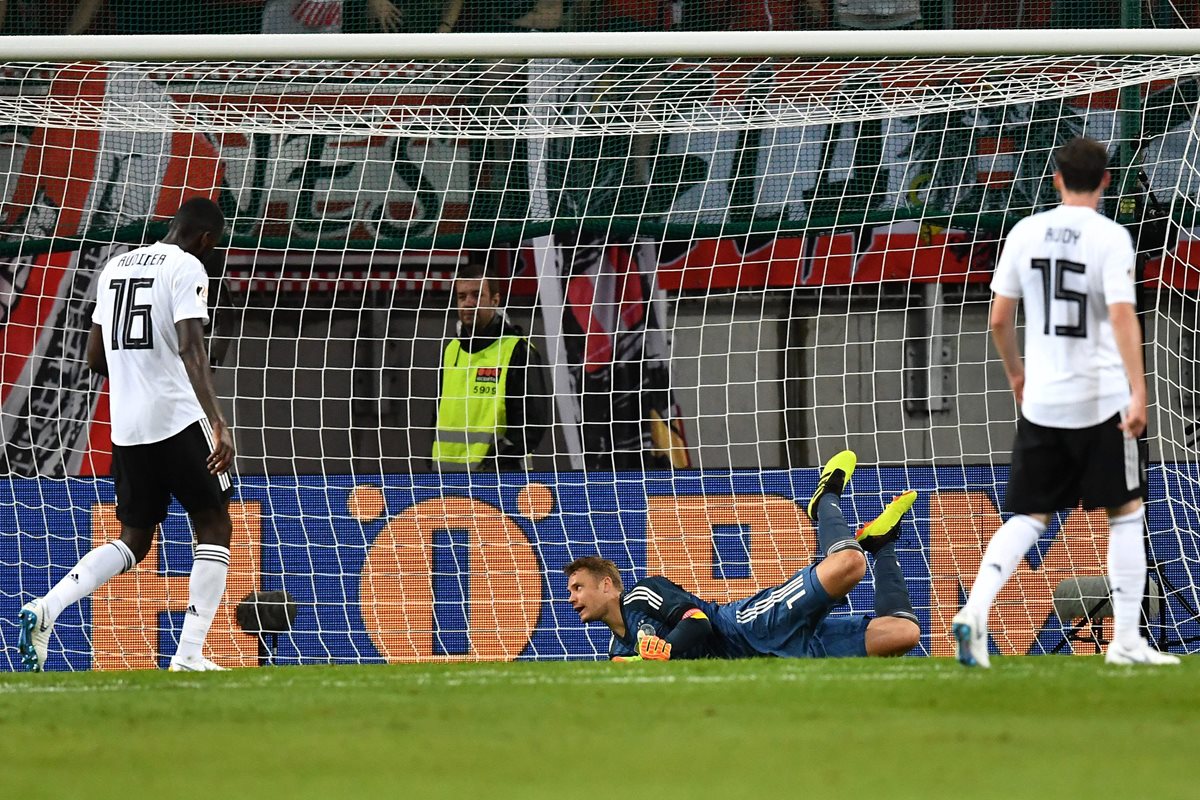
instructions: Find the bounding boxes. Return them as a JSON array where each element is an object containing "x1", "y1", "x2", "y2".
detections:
[{"x1": 2, "y1": 657, "x2": 1197, "y2": 799}]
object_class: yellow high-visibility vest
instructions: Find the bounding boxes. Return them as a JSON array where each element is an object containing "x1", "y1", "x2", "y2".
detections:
[{"x1": 431, "y1": 335, "x2": 521, "y2": 467}]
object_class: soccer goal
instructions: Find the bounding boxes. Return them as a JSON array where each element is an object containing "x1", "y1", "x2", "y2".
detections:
[{"x1": 2, "y1": 30, "x2": 1200, "y2": 668}]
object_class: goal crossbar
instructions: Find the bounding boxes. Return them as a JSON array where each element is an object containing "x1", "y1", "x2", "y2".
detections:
[{"x1": 5, "y1": 29, "x2": 1200, "y2": 61}]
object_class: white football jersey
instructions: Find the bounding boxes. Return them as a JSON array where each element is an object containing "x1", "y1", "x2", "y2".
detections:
[
  {"x1": 91, "y1": 242, "x2": 211, "y2": 445},
  {"x1": 991, "y1": 204, "x2": 1137, "y2": 429}
]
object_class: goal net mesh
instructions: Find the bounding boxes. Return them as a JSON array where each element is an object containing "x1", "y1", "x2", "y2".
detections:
[{"x1": 3, "y1": 49, "x2": 1200, "y2": 666}]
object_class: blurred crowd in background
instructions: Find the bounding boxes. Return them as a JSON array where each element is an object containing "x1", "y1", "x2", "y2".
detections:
[{"x1": 1, "y1": 0, "x2": 1195, "y2": 36}]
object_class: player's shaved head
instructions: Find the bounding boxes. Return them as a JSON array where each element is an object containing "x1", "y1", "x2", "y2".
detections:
[
  {"x1": 163, "y1": 196, "x2": 226, "y2": 259},
  {"x1": 170, "y1": 196, "x2": 225, "y2": 238},
  {"x1": 1054, "y1": 137, "x2": 1109, "y2": 193},
  {"x1": 564, "y1": 556, "x2": 623, "y2": 593}
]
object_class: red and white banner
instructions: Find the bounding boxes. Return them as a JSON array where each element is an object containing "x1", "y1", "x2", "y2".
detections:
[{"x1": 538, "y1": 230, "x2": 692, "y2": 470}]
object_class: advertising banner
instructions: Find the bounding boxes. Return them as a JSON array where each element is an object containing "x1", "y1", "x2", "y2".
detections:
[{"x1": 2, "y1": 465, "x2": 1196, "y2": 670}]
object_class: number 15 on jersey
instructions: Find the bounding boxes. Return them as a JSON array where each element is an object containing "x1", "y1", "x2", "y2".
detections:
[{"x1": 1031, "y1": 258, "x2": 1087, "y2": 338}]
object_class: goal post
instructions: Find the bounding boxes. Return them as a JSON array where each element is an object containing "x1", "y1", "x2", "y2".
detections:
[
  {"x1": 2, "y1": 31, "x2": 1200, "y2": 667},
  {"x1": 6, "y1": 29, "x2": 1200, "y2": 59}
]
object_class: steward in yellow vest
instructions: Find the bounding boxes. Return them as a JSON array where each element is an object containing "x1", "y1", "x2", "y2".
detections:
[{"x1": 432, "y1": 269, "x2": 548, "y2": 471}]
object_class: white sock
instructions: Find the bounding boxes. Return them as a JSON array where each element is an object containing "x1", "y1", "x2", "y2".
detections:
[
  {"x1": 174, "y1": 544, "x2": 230, "y2": 662},
  {"x1": 963, "y1": 514, "x2": 1046, "y2": 619},
  {"x1": 42, "y1": 540, "x2": 136, "y2": 624},
  {"x1": 1108, "y1": 506, "x2": 1147, "y2": 649}
]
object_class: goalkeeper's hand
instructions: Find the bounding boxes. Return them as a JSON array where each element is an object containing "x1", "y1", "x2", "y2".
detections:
[{"x1": 637, "y1": 633, "x2": 672, "y2": 661}]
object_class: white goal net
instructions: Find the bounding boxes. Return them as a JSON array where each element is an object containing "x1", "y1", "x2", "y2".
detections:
[{"x1": 3, "y1": 33, "x2": 1200, "y2": 667}]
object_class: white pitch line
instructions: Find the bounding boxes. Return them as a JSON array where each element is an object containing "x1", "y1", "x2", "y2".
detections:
[{"x1": 0, "y1": 659, "x2": 1173, "y2": 694}]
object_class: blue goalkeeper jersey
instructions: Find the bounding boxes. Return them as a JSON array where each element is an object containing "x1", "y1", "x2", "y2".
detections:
[
  {"x1": 608, "y1": 568, "x2": 870, "y2": 660},
  {"x1": 609, "y1": 576, "x2": 734, "y2": 660}
]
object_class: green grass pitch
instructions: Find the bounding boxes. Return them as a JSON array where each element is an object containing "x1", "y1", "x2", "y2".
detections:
[{"x1": 2, "y1": 656, "x2": 1197, "y2": 799}]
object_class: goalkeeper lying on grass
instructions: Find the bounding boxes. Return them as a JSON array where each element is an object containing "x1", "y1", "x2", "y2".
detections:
[{"x1": 565, "y1": 450, "x2": 921, "y2": 661}]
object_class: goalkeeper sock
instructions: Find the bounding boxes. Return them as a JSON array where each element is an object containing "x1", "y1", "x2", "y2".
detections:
[
  {"x1": 175, "y1": 544, "x2": 230, "y2": 662},
  {"x1": 963, "y1": 514, "x2": 1045, "y2": 618},
  {"x1": 1108, "y1": 506, "x2": 1147, "y2": 649},
  {"x1": 42, "y1": 540, "x2": 136, "y2": 625},
  {"x1": 817, "y1": 493, "x2": 863, "y2": 556},
  {"x1": 871, "y1": 541, "x2": 917, "y2": 623}
]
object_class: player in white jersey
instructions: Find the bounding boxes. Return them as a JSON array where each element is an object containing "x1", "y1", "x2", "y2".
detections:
[
  {"x1": 952, "y1": 137, "x2": 1179, "y2": 668},
  {"x1": 17, "y1": 197, "x2": 237, "y2": 673}
]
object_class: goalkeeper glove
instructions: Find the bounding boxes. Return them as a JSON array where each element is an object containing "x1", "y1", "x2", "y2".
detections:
[{"x1": 637, "y1": 633, "x2": 672, "y2": 661}]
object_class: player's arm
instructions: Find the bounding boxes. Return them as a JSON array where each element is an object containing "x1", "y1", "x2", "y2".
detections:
[
  {"x1": 177, "y1": 317, "x2": 234, "y2": 475},
  {"x1": 989, "y1": 227, "x2": 1025, "y2": 405},
  {"x1": 625, "y1": 577, "x2": 713, "y2": 661},
  {"x1": 662, "y1": 608, "x2": 712, "y2": 654},
  {"x1": 1110, "y1": 302, "x2": 1146, "y2": 438},
  {"x1": 989, "y1": 293, "x2": 1024, "y2": 405},
  {"x1": 1105, "y1": 236, "x2": 1146, "y2": 438},
  {"x1": 633, "y1": 608, "x2": 712, "y2": 661},
  {"x1": 86, "y1": 324, "x2": 108, "y2": 377}
]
